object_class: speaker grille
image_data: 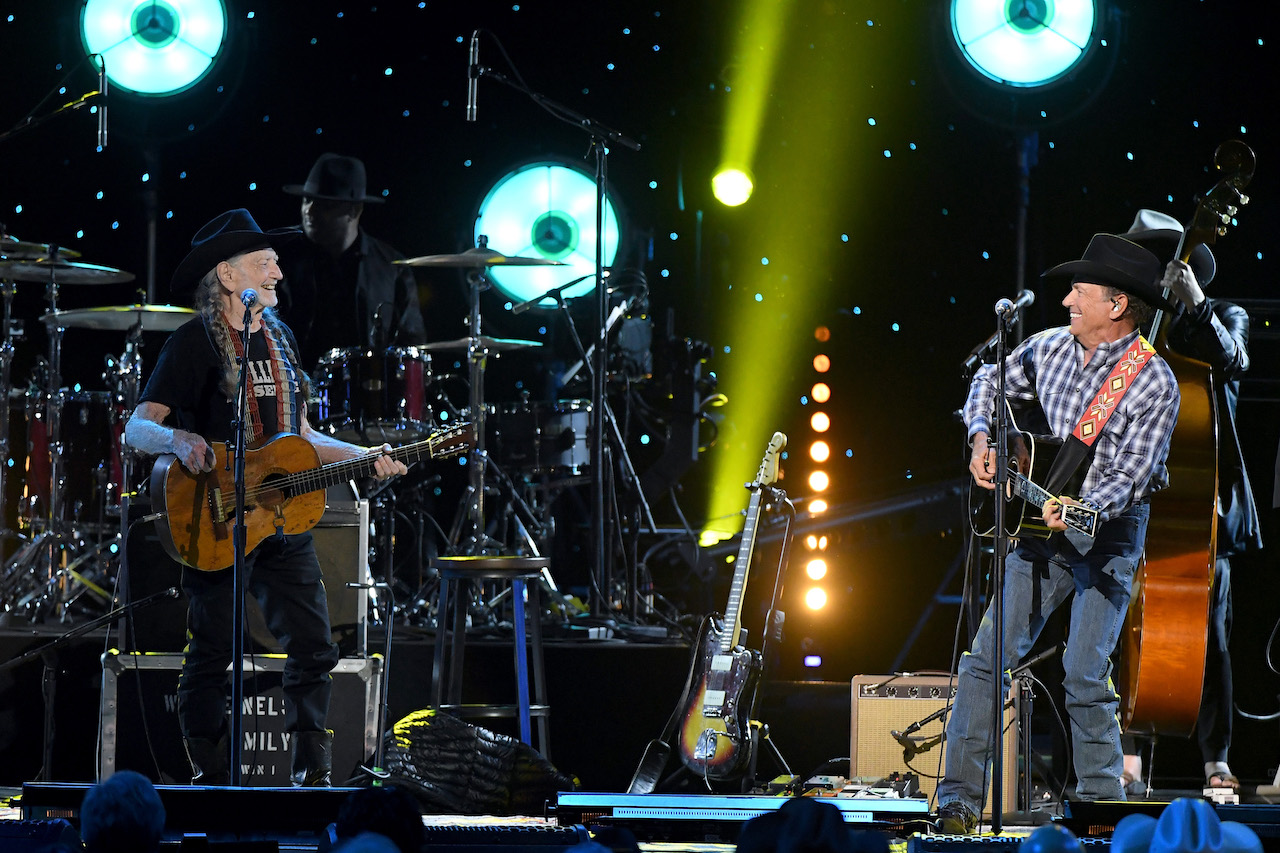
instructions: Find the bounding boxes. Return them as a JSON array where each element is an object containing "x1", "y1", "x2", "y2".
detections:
[{"x1": 850, "y1": 675, "x2": 1017, "y2": 819}]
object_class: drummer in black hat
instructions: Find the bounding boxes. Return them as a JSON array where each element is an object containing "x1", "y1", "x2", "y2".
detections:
[
  {"x1": 123, "y1": 208, "x2": 407, "y2": 789},
  {"x1": 277, "y1": 153, "x2": 426, "y2": 369},
  {"x1": 933, "y1": 233, "x2": 1182, "y2": 834}
]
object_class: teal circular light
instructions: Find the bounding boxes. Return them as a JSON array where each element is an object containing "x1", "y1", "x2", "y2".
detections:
[
  {"x1": 950, "y1": 0, "x2": 1096, "y2": 88},
  {"x1": 474, "y1": 163, "x2": 621, "y2": 306},
  {"x1": 81, "y1": 0, "x2": 227, "y2": 96}
]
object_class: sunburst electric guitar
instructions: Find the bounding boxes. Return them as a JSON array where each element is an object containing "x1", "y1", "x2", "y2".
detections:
[
  {"x1": 677, "y1": 432, "x2": 785, "y2": 782},
  {"x1": 151, "y1": 423, "x2": 472, "y2": 571}
]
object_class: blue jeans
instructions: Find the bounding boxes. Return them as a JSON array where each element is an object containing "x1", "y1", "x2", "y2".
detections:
[
  {"x1": 938, "y1": 501, "x2": 1149, "y2": 814},
  {"x1": 177, "y1": 532, "x2": 339, "y2": 739}
]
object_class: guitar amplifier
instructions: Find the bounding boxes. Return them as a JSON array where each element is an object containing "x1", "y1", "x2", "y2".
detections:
[{"x1": 850, "y1": 674, "x2": 1018, "y2": 820}]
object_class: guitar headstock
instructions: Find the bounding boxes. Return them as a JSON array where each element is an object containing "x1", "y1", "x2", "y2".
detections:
[
  {"x1": 429, "y1": 422, "x2": 474, "y2": 459},
  {"x1": 1183, "y1": 139, "x2": 1256, "y2": 263},
  {"x1": 754, "y1": 432, "x2": 787, "y2": 487}
]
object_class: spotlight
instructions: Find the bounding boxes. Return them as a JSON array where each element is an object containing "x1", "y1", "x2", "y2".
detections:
[
  {"x1": 812, "y1": 354, "x2": 831, "y2": 373},
  {"x1": 805, "y1": 588, "x2": 828, "y2": 610},
  {"x1": 806, "y1": 559, "x2": 827, "y2": 580},
  {"x1": 810, "y1": 412, "x2": 830, "y2": 433},
  {"x1": 811, "y1": 382, "x2": 831, "y2": 403},
  {"x1": 473, "y1": 161, "x2": 622, "y2": 305},
  {"x1": 810, "y1": 440, "x2": 830, "y2": 463},
  {"x1": 950, "y1": 0, "x2": 1097, "y2": 88},
  {"x1": 81, "y1": 0, "x2": 228, "y2": 96},
  {"x1": 712, "y1": 167, "x2": 754, "y2": 206},
  {"x1": 809, "y1": 499, "x2": 828, "y2": 514}
]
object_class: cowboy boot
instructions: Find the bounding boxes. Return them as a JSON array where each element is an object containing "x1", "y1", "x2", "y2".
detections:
[
  {"x1": 290, "y1": 730, "x2": 333, "y2": 787},
  {"x1": 184, "y1": 732, "x2": 231, "y2": 786}
]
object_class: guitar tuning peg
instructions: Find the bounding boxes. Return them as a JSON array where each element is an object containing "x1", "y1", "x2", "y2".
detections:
[
  {"x1": 1217, "y1": 225, "x2": 1229, "y2": 236},
  {"x1": 1218, "y1": 212, "x2": 1231, "y2": 224},
  {"x1": 1239, "y1": 193, "x2": 1249, "y2": 205}
]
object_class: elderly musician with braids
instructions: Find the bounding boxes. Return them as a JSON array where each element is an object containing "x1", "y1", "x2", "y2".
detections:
[{"x1": 123, "y1": 209, "x2": 407, "y2": 787}]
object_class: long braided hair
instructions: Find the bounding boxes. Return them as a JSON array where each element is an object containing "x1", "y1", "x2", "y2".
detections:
[{"x1": 192, "y1": 258, "x2": 312, "y2": 405}]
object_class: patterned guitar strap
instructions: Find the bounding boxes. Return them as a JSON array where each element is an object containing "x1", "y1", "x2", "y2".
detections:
[{"x1": 1044, "y1": 334, "x2": 1157, "y2": 495}]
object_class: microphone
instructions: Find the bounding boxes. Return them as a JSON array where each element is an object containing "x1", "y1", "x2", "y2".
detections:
[
  {"x1": 994, "y1": 289, "x2": 1035, "y2": 316},
  {"x1": 891, "y1": 730, "x2": 917, "y2": 761},
  {"x1": 466, "y1": 30, "x2": 480, "y2": 122},
  {"x1": 96, "y1": 56, "x2": 108, "y2": 149},
  {"x1": 511, "y1": 286, "x2": 562, "y2": 315},
  {"x1": 240, "y1": 289, "x2": 259, "y2": 308}
]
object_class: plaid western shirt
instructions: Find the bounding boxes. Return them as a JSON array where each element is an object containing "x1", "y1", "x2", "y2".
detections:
[{"x1": 964, "y1": 326, "x2": 1180, "y2": 521}]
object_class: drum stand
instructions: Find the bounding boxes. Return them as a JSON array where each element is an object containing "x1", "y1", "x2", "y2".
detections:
[
  {"x1": 1, "y1": 268, "x2": 108, "y2": 622},
  {"x1": 446, "y1": 267, "x2": 547, "y2": 558},
  {"x1": 1, "y1": 276, "x2": 19, "y2": 550}
]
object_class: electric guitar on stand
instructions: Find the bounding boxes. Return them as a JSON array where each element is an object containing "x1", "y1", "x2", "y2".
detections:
[{"x1": 676, "y1": 432, "x2": 786, "y2": 783}]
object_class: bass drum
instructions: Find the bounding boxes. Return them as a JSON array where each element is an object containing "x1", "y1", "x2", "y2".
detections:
[
  {"x1": 487, "y1": 399, "x2": 591, "y2": 477},
  {"x1": 312, "y1": 346, "x2": 432, "y2": 444}
]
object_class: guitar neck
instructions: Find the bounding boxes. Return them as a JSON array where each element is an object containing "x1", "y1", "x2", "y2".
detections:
[
  {"x1": 721, "y1": 488, "x2": 763, "y2": 653},
  {"x1": 304, "y1": 436, "x2": 444, "y2": 493},
  {"x1": 1010, "y1": 471, "x2": 1052, "y2": 509}
]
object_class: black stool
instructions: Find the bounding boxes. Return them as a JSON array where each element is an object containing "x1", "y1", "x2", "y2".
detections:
[{"x1": 430, "y1": 555, "x2": 551, "y2": 755}]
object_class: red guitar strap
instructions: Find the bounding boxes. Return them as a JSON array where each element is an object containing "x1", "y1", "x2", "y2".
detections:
[{"x1": 1045, "y1": 335, "x2": 1155, "y2": 495}]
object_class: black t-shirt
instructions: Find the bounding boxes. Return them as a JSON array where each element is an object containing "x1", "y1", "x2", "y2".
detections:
[{"x1": 140, "y1": 316, "x2": 301, "y2": 444}]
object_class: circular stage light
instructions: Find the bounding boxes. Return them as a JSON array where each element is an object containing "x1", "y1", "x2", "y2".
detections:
[
  {"x1": 950, "y1": 0, "x2": 1097, "y2": 88},
  {"x1": 473, "y1": 162, "x2": 621, "y2": 307},
  {"x1": 81, "y1": 0, "x2": 227, "y2": 96}
]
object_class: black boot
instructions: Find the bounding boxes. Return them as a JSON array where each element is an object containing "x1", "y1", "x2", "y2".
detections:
[
  {"x1": 290, "y1": 730, "x2": 333, "y2": 787},
  {"x1": 184, "y1": 732, "x2": 230, "y2": 786}
]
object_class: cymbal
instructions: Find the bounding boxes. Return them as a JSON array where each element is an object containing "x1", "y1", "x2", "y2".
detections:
[
  {"x1": 0, "y1": 258, "x2": 134, "y2": 285},
  {"x1": 0, "y1": 235, "x2": 82, "y2": 260},
  {"x1": 397, "y1": 248, "x2": 566, "y2": 268},
  {"x1": 422, "y1": 335, "x2": 544, "y2": 353},
  {"x1": 42, "y1": 304, "x2": 195, "y2": 332}
]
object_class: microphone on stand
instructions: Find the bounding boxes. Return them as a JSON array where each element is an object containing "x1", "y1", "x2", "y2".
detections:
[
  {"x1": 240, "y1": 289, "x2": 259, "y2": 309},
  {"x1": 994, "y1": 289, "x2": 1035, "y2": 316},
  {"x1": 96, "y1": 55, "x2": 108, "y2": 149},
  {"x1": 511, "y1": 286, "x2": 563, "y2": 315},
  {"x1": 891, "y1": 730, "x2": 917, "y2": 762},
  {"x1": 466, "y1": 30, "x2": 480, "y2": 122}
]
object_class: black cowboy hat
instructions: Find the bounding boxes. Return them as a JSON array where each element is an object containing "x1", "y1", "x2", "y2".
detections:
[
  {"x1": 1119, "y1": 208, "x2": 1216, "y2": 286},
  {"x1": 283, "y1": 153, "x2": 385, "y2": 204},
  {"x1": 1042, "y1": 233, "x2": 1173, "y2": 310},
  {"x1": 170, "y1": 208, "x2": 301, "y2": 294}
]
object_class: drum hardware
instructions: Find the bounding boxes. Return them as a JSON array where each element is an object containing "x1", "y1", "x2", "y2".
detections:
[
  {"x1": 311, "y1": 345, "x2": 434, "y2": 444},
  {"x1": 410, "y1": 238, "x2": 563, "y2": 557}
]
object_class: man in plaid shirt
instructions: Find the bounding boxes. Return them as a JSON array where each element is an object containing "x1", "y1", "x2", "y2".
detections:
[{"x1": 934, "y1": 234, "x2": 1180, "y2": 835}]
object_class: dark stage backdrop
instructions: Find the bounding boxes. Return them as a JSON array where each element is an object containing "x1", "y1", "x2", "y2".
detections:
[{"x1": 2, "y1": 1, "x2": 1278, "y2": 783}]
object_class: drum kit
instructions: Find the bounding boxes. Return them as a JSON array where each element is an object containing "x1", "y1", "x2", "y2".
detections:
[
  {"x1": 1, "y1": 233, "x2": 191, "y2": 623},
  {"x1": 0, "y1": 232, "x2": 611, "y2": 623}
]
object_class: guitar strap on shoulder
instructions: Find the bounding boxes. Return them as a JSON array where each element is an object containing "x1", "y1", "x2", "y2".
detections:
[{"x1": 1044, "y1": 335, "x2": 1156, "y2": 495}]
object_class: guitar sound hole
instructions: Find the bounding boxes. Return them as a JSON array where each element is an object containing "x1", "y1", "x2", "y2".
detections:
[{"x1": 258, "y1": 472, "x2": 290, "y2": 507}]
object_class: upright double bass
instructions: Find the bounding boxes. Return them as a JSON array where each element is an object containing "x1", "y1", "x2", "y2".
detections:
[{"x1": 1119, "y1": 140, "x2": 1255, "y2": 736}]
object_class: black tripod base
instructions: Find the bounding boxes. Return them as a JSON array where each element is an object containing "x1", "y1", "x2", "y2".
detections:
[{"x1": 999, "y1": 807, "x2": 1056, "y2": 827}]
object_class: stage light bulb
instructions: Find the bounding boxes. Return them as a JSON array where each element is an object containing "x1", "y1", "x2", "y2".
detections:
[
  {"x1": 808, "y1": 471, "x2": 829, "y2": 492},
  {"x1": 810, "y1": 440, "x2": 830, "y2": 462},
  {"x1": 814, "y1": 326, "x2": 831, "y2": 342},
  {"x1": 805, "y1": 534, "x2": 818, "y2": 549},
  {"x1": 712, "y1": 167, "x2": 754, "y2": 206},
  {"x1": 806, "y1": 559, "x2": 827, "y2": 580},
  {"x1": 805, "y1": 587, "x2": 828, "y2": 610},
  {"x1": 813, "y1": 354, "x2": 831, "y2": 373},
  {"x1": 810, "y1": 412, "x2": 830, "y2": 433},
  {"x1": 811, "y1": 382, "x2": 831, "y2": 403}
]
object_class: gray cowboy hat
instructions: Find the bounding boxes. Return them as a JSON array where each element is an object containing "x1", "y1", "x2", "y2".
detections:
[
  {"x1": 1119, "y1": 208, "x2": 1216, "y2": 286},
  {"x1": 1042, "y1": 233, "x2": 1173, "y2": 310},
  {"x1": 283, "y1": 153, "x2": 385, "y2": 204},
  {"x1": 170, "y1": 208, "x2": 300, "y2": 294}
]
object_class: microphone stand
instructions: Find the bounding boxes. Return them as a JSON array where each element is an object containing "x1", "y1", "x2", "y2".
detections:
[
  {"x1": 472, "y1": 60, "x2": 639, "y2": 615},
  {"x1": 228, "y1": 305, "x2": 255, "y2": 787},
  {"x1": 987, "y1": 300, "x2": 1016, "y2": 834},
  {"x1": 551, "y1": 290, "x2": 655, "y2": 613}
]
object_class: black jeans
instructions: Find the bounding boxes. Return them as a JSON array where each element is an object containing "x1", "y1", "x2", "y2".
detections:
[{"x1": 177, "y1": 532, "x2": 339, "y2": 739}]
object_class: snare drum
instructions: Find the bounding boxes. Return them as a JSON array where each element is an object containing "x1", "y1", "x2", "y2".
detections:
[
  {"x1": 487, "y1": 399, "x2": 592, "y2": 477},
  {"x1": 312, "y1": 346, "x2": 432, "y2": 443},
  {"x1": 22, "y1": 389, "x2": 129, "y2": 531}
]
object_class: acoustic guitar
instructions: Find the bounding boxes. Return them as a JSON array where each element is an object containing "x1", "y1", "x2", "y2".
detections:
[
  {"x1": 151, "y1": 423, "x2": 472, "y2": 571},
  {"x1": 1119, "y1": 140, "x2": 1254, "y2": 736},
  {"x1": 967, "y1": 398, "x2": 1100, "y2": 541},
  {"x1": 676, "y1": 432, "x2": 785, "y2": 783}
]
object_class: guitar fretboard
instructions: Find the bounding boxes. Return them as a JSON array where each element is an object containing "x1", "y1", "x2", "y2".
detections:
[{"x1": 721, "y1": 487, "x2": 762, "y2": 654}]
